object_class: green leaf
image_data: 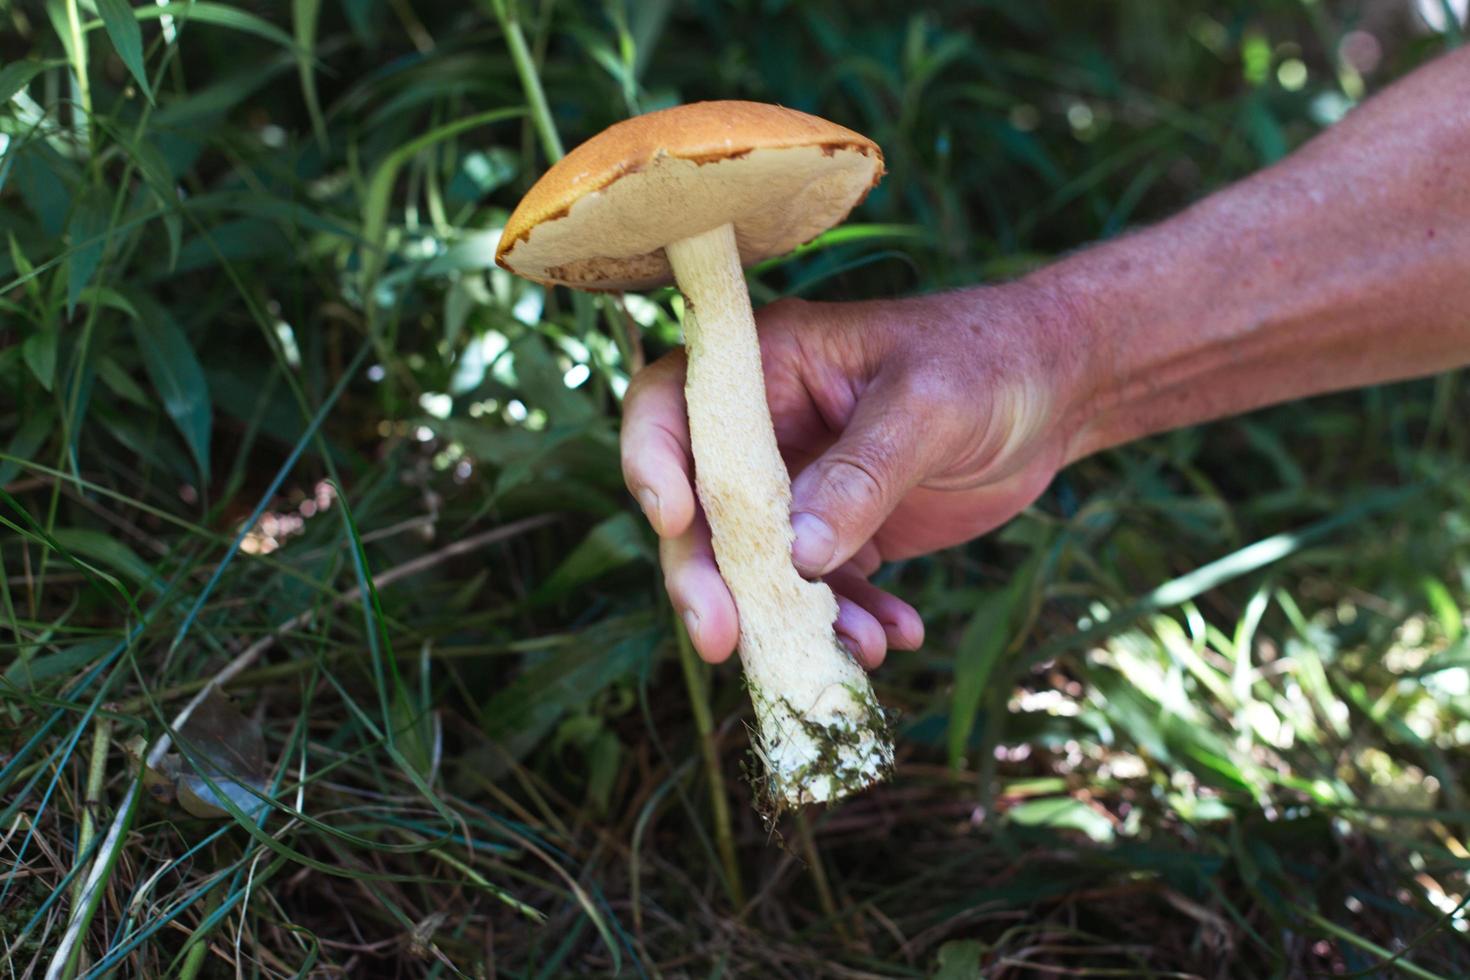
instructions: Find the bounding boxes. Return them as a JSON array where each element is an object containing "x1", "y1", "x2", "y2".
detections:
[
  {"x1": 10, "y1": 145, "x2": 74, "y2": 236},
  {"x1": 127, "y1": 293, "x2": 212, "y2": 480},
  {"x1": 291, "y1": 0, "x2": 327, "y2": 148},
  {"x1": 78, "y1": 284, "x2": 141, "y2": 321},
  {"x1": 110, "y1": 134, "x2": 181, "y2": 270},
  {"x1": 0, "y1": 406, "x2": 55, "y2": 484},
  {"x1": 129, "y1": 3, "x2": 300, "y2": 52},
  {"x1": 7, "y1": 232, "x2": 41, "y2": 305},
  {"x1": 933, "y1": 939, "x2": 985, "y2": 980},
  {"x1": 359, "y1": 107, "x2": 523, "y2": 295},
  {"x1": 532, "y1": 513, "x2": 651, "y2": 603},
  {"x1": 4, "y1": 637, "x2": 113, "y2": 690},
  {"x1": 66, "y1": 188, "x2": 111, "y2": 317},
  {"x1": 22, "y1": 327, "x2": 57, "y2": 390},
  {"x1": 1424, "y1": 576, "x2": 1464, "y2": 644},
  {"x1": 389, "y1": 687, "x2": 435, "y2": 779},
  {"x1": 173, "y1": 218, "x2": 289, "y2": 274},
  {"x1": 98, "y1": 413, "x2": 198, "y2": 484},
  {"x1": 946, "y1": 589, "x2": 1011, "y2": 766},
  {"x1": 1244, "y1": 97, "x2": 1287, "y2": 164},
  {"x1": 507, "y1": 333, "x2": 594, "y2": 427},
  {"x1": 1006, "y1": 796, "x2": 1116, "y2": 843},
  {"x1": 584, "y1": 730, "x2": 620, "y2": 816},
  {"x1": 340, "y1": 0, "x2": 377, "y2": 44},
  {"x1": 44, "y1": 0, "x2": 82, "y2": 77},
  {"x1": 50, "y1": 528, "x2": 161, "y2": 590},
  {"x1": 94, "y1": 354, "x2": 149, "y2": 406},
  {"x1": 946, "y1": 540, "x2": 1048, "y2": 768},
  {"x1": 480, "y1": 616, "x2": 658, "y2": 771},
  {"x1": 152, "y1": 60, "x2": 294, "y2": 127},
  {"x1": 0, "y1": 60, "x2": 55, "y2": 105},
  {"x1": 95, "y1": 0, "x2": 153, "y2": 102}
]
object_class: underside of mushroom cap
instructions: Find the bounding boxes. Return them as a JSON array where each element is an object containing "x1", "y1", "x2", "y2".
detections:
[{"x1": 495, "y1": 101, "x2": 884, "y2": 292}]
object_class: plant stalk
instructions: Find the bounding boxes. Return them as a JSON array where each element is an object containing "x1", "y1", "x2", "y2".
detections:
[
  {"x1": 492, "y1": 0, "x2": 564, "y2": 163},
  {"x1": 795, "y1": 812, "x2": 852, "y2": 945},
  {"x1": 64, "y1": 715, "x2": 112, "y2": 976},
  {"x1": 63, "y1": 0, "x2": 91, "y2": 151},
  {"x1": 673, "y1": 614, "x2": 744, "y2": 908}
]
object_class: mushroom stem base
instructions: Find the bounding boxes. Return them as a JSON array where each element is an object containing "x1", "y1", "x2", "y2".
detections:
[{"x1": 665, "y1": 222, "x2": 893, "y2": 809}]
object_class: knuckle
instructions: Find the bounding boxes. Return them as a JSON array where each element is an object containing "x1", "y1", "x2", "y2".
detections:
[
  {"x1": 756, "y1": 296, "x2": 811, "y2": 330},
  {"x1": 820, "y1": 451, "x2": 889, "y2": 515},
  {"x1": 895, "y1": 369, "x2": 955, "y2": 417}
]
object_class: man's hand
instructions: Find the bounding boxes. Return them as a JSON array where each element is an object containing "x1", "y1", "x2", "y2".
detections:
[
  {"x1": 621, "y1": 287, "x2": 1087, "y2": 666},
  {"x1": 623, "y1": 47, "x2": 1470, "y2": 669}
]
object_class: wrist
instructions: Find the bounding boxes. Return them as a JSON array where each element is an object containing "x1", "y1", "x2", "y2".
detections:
[
  {"x1": 901, "y1": 276, "x2": 1099, "y2": 480},
  {"x1": 1007, "y1": 260, "x2": 1115, "y2": 467},
  {"x1": 1025, "y1": 219, "x2": 1213, "y2": 465}
]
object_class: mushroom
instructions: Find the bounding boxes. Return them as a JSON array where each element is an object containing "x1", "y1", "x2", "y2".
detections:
[{"x1": 496, "y1": 100, "x2": 891, "y2": 808}]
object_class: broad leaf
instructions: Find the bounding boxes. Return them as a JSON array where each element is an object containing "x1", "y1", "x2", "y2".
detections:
[
  {"x1": 51, "y1": 528, "x2": 162, "y2": 590},
  {"x1": 127, "y1": 293, "x2": 212, "y2": 480},
  {"x1": 95, "y1": 0, "x2": 153, "y2": 101},
  {"x1": 21, "y1": 327, "x2": 57, "y2": 390},
  {"x1": 66, "y1": 187, "x2": 111, "y2": 317},
  {"x1": 1007, "y1": 796, "x2": 1116, "y2": 843},
  {"x1": 173, "y1": 693, "x2": 271, "y2": 819},
  {"x1": 0, "y1": 407, "x2": 54, "y2": 484},
  {"x1": 532, "y1": 512, "x2": 651, "y2": 603},
  {"x1": 946, "y1": 589, "x2": 1012, "y2": 766},
  {"x1": 479, "y1": 616, "x2": 658, "y2": 772},
  {"x1": 0, "y1": 60, "x2": 54, "y2": 105}
]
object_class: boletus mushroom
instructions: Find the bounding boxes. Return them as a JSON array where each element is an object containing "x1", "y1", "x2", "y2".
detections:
[{"x1": 496, "y1": 101, "x2": 891, "y2": 808}]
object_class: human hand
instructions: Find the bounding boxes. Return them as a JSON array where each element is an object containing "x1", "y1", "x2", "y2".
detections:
[{"x1": 621, "y1": 284, "x2": 1087, "y2": 667}]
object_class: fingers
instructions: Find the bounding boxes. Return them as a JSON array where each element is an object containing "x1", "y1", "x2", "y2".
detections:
[
  {"x1": 849, "y1": 541, "x2": 883, "y2": 578},
  {"x1": 828, "y1": 567, "x2": 925, "y2": 654},
  {"x1": 659, "y1": 534, "x2": 923, "y2": 667},
  {"x1": 660, "y1": 511, "x2": 740, "y2": 663},
  {"x1": 789, "y1": 375, "x2": 931, "y2": 578},
  {"x1": 834, "y1": 596, "x2": 888, "y2": 669},
  {"x1": 621, "y1": 351, "x2": 696, "y2": 538},
  {"x1": 659, "y1": 511, "x2": 922, "y2": 669},
  {"x1": 626, "y1": 351, "x2": 734, "y2": 662},
  {"x1": 628, "y1": 304, "x2": 928, "y2": 669}
]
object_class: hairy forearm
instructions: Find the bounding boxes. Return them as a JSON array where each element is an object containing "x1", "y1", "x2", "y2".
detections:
[{"x1": 1036, "y1": 47, "x2": 1470, "y2": 463}]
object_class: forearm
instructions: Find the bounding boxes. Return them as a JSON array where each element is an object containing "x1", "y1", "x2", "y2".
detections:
[{"x1": 1037, "y1": 47, "x2": 1470, "y2": 462}]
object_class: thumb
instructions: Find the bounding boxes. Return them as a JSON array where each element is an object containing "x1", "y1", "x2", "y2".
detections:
[{"x1": 787, "y1": 378, "x2": 929, "y2": 577}]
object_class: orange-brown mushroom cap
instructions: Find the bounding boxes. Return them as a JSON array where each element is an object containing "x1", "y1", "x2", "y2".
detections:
[{"x1": 494, "y1": 101, "x2": 884, "y2": 292}]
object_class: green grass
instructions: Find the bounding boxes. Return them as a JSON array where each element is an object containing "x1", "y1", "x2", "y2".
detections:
[{"x1": 1, "y1": 0, "x2": 1467, "y2": 976}]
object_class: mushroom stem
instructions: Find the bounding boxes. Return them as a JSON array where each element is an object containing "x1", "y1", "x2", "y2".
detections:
[{"x1": 665, "y1": 222, "x2": 892, "y2": 808}]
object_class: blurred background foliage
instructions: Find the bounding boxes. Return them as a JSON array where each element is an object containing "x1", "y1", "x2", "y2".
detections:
[{"x1": 1, "y1": 0, "x2": 1468, "y2": 976}]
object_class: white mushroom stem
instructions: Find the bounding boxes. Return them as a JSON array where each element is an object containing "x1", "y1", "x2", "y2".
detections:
[{"x1": 664, "y1": 222, "x2": 892, "y2": 808}]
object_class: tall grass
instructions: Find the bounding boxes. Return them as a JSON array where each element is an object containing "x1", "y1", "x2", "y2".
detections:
[{"x1": 0, "y1": 1, "x2": 1466, "y2": 976}]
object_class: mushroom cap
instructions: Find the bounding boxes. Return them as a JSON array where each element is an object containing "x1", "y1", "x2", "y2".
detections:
[{"x1": 495, "y1": 101, "x2": 884, "y2": 292}]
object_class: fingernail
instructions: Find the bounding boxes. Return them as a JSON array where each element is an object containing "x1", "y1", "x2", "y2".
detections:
[
  {"x1": 681, "y1": 607, "x2": 701, "y2": 642},
  {"x1": 836, "y1": 632, "x2": 861, "y2": 662},
  {"x1": 791, "y1": 512, "x2": 836, "y2": 574},
  {"x1": 637, "y1": 487, "x2": 662, "y2": 532}
]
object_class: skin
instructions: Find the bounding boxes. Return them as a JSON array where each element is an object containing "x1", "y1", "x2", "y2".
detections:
[{"x1": 622, "y1": 47, "x2": 1470, "y2": 667}]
